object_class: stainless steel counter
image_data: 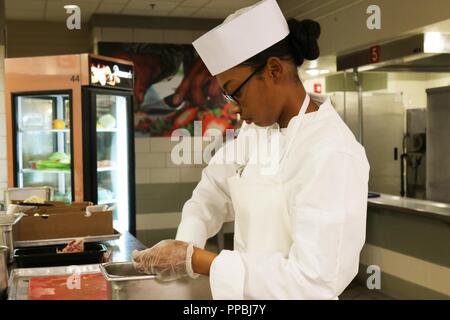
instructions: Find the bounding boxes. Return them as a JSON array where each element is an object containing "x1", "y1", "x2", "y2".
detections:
[
  {"x1": 7, "y1": 232, "x2": 213, "y2": 300},
  {"x1": 368, "y1": 193, "x2": 450, "y2": 223},
  {"x1": 102, "y1": 230, "x2": 147, "y2": 262},
  {"x1": 8, "y1": 230, "x2": 146, "y2": 273}
]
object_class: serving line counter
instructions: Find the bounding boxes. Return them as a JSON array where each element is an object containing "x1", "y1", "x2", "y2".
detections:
[
  {"x1": 6, "y1": 231, "x2": 212, "y2": 300},
  {"x1": 368, "y1": 193, "x2": 450, "y2": 224},
  {"x1": 360, "y1": 193, "x2": 450, "y2": 299}
]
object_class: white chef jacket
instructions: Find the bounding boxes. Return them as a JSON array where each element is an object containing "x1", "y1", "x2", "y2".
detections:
[{"x1": 176, "y1": 93, "x2": 370, "y2": 299}]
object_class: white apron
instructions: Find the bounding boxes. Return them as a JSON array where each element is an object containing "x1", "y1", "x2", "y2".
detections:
[{"x1": 227, "y1": 94, "x2": 311, "y2": 255}]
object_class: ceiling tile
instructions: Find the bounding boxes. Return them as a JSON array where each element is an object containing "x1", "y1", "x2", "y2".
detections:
[
  {"x1": 125, "y1": 0, "x2": 181, "y2": 10},
  {"x1": 180, "y1": 0, "x2": 211, "y2": 7},
  {"x1": 121, "y1": 8, "x2": 173, "y2": 17},
  {"x1": 46, "y1": 1, "x2": 99, "y2": 12},
  {"x1": 100, "y1": 0, "x2": 129, "y2": 4},
  {"x1": 46, "y1": 0, "x2": 101, "y2": 5},
  {"x1": 96, "y1": 3, "x2": 125, "y2": 14},
  {"x1": 204, "y1": 0, "x2": 258, "y2": 9},
  {"x1": 192, "y1": 7, "x2": 233, "y2": 18},
  {"x1": 168, "y1": 6, "x2": 199, "y2": 17}
]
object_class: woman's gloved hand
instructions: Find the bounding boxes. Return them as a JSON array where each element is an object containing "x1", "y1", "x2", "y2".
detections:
[{"x1": 132, "y1": 239, "x2": 199, "y2": 281}]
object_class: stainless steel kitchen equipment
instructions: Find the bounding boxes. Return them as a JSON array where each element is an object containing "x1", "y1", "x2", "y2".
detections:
[
  {"x1": 0, "y1": 246, "x2": 8, "y2": 300},
  {"x1": 337, "y1": 33, "x2": 450, "y2": 73},
  {"x1": 336, "y1": 33, "x2": 450, "y2": 201},
  {"x1": 403, "y1": 109, "x2": 427, "y2": 199},
  {"x1": 426, "y1": 85, "x2": 450, "y2": 203},
  {"x1": 8, "y1": 263, "x2": 102, "y2": 300},
  {"x1": 100, "y1": 261, "x2": 212, "y2": 300},
  {"x1": 4, "y1": 187, "x2": 53, "y2": 207},
  {"x1": 0, "y1": 213, "x2": 25, "y2": 263},
  {"x1": 14, "y1": 229, "x2": 121, "y2": 248}
]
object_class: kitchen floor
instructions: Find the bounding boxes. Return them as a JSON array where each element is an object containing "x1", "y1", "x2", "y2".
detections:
[{"x1": 206, "y1": 236, "x2": 395, "y2": 300}]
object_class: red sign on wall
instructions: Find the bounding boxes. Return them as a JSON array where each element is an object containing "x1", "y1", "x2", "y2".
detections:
[{"x1": 370, "y1": 46, "x2": 381, "y2": 63}]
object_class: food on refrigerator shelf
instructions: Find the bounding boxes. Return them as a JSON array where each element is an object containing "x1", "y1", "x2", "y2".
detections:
[
  {"x1": 56, "y1": 238, "x2": 85, "y2": 254},
  {"x1": 35, "y1": 152, "x2": 71, "y2": 170},
  {"x1": 97, "y1": 114, "x2": 116, "y2": 129},
  {"x1": 29, "y1": 160, "x2": 38, "y2": 169},
  {"x1": 97, "y1": 160, "x2": 115, "y2": 168},
  {"x1": 48, "y1": 152, "x2": 70, "y2": 164},
  {"x1": 36, "y1": 160, "x2": 70, "y2": 170},
  {"x1": 23, "y1": 196, "x2": 45, "y2": 204},
  {"x1": 51, "y1": 119, "x2": 65, "y2": 129}
]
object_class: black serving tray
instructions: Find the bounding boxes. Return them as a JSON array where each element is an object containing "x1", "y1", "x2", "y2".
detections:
[{"x1": 13, "y1": 243, "x2": 108, "y2": 268}]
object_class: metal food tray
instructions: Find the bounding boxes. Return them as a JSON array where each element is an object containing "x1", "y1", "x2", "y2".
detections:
[
  {"x1": 14, "y1": 229, "x2": 121, "y2": 248},
  {"x1": 8, "y1": 264, "x2": 101, "y2": 300}
]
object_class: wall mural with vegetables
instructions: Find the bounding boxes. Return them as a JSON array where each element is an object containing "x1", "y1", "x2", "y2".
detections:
[{"x1": 98, "y1": 42, "x2": 239, "y2": 137}]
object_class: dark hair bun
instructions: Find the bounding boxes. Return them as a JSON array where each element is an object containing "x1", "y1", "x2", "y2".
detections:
[{"x1": 287, "y1": 18, "x2": 321, "y2": 66}]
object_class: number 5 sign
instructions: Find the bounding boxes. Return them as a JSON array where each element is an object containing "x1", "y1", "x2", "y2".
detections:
[{"x1": 370, "y1": 46, "x2": 380, "y2": 63}]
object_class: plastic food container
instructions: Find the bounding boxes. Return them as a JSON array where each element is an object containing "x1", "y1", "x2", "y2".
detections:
[{"x1": 13, "y1": 243, "x2": 108, "y2": 268}]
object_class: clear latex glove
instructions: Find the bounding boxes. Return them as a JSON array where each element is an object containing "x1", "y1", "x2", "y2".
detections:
[{"x1": 132, "y1": 239, "x2": 199, "y2": 281}]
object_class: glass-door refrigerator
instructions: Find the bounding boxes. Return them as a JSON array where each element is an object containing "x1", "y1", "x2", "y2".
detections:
[
  {"x1": 5, "y1": 54, "x2": 136, "y2": 235},
  {"x1": 82, "y1": 89, "x2": 134, "y2": 233},
  {"x1": 12, "y1": 92, "x2": 73, "y2": 203}
]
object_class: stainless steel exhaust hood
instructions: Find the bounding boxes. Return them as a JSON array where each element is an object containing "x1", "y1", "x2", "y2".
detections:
[{"x1": 337, "y1": 33, "x2": 450, "y2": 72}]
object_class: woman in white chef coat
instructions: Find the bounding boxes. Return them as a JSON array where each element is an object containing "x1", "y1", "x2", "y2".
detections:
[{"x1": 132, "y1": 0, "x2": 370, "y2": 300}]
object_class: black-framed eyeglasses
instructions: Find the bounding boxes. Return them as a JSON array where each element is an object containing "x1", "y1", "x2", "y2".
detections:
[{"x1": 222, "y1": 63, "x2": 266, "y2": 105}]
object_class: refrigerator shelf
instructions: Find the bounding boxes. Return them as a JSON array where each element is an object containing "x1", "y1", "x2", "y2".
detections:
[
  {"x1": 97, "y1": 128, "x2": 117, "y2": 133},
  {"x1": 98, "y1": 199, "x2": 117, "y2": 205},
  {"x1": 97, "y1": 166, "x2": 117, "y2": 172},
  {"x1": 19, "y1": 129, "x2": 70, "y2": 133},
  {"x1": 22, "y1": 168, "x2": 71, "y2": 174}
]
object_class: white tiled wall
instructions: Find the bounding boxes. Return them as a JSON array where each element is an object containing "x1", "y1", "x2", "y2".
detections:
[
  {"x1": 135, "y1": 137, "x2": 206, "y2": 184},
  {"x1": 0, "y1": 45, "x2": 7, "y2": 203}
]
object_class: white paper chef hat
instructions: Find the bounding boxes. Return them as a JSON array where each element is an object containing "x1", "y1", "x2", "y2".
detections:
[{"x1": 193, "y1": 0, "x2": 289, "y2": 76}]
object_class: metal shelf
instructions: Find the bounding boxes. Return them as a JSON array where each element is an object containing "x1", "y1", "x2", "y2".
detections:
[
  {"x1": 98, "y1": 198, "x2": 117, "y2": 205},
  {"x1": 19, "y1": 129, "x2": 70, "y2": 133},
  {"x1": 22, "y1": 168, "x2": 70, "y2": 174},
  {"x1": 97, "y1": 166, "x2": 118, "y2": 172},
  {"x1": 96, "y1": 128, "x2": 117, "y2": 132}
]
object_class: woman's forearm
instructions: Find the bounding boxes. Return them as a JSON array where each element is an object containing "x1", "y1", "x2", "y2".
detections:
[{"x1": 191, "y1": 247, "x2": 218, "y2": 276}]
